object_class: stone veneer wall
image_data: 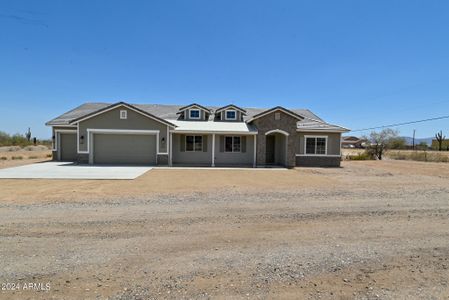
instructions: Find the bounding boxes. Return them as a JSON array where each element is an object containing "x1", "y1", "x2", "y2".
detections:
[
  {"x1": 250, "y1": 111, "x2": 299, "y2": 168},
  {"x1": 296, "y1": 156, "x2": 341, "y2": 167}
]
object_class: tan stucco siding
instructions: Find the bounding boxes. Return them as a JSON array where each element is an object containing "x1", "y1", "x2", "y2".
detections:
[
  {"x1": 172, "y1": 134, "x2": 212, "y2": 165},
  {"x1": 78, "y1": 106, "x2": 168, "y2": 153},
  {"x1": 214, "y1": 135, "x2": 254, "y2": 165},
  {"x1": 296, "y1": 132, "x2": 341, "y2": 155}
]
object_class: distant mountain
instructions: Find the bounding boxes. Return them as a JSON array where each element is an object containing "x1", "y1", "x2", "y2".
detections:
[{"x1": 400, "y1": 136, "x2": 433, "y2": 146}]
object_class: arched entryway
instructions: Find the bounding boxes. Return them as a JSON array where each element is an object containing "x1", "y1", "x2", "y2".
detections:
[{"x1": 265, "y1": 129, "x2": 289, "y2": 166}]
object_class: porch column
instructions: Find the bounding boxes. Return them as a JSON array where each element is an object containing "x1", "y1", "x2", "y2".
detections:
[
  {"x1": 169, "y1": 132, "x2": 173, "y2": 167},
  {"x1": 253, "y1": 135, "x2": 257, "y2": 168},
  {"x1": 211, "y1": 134, "x2": 215, "y2": 167}
]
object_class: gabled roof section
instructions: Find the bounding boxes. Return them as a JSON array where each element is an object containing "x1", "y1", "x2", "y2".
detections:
[
  {"x1": 46, "y1": 103, "x2": 110, "y2": 126},
  {"x1": 68, "y1": 102, "x2": 176, "y2": 127},
  {"x1": 246, "y1": 106, "x2": 304, "y2": 123},
  {"x1": 176, "y1": 103, "x2": 212, "y2": 114},
  {"x1": 215, "y1": 104, "x2": 247, "y2": 115},
  {"x1": 296, "y1": 117, "x2": 350, "y2": 133}
]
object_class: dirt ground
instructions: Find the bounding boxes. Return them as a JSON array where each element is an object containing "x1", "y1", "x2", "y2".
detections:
[
  {"x1": 0, "y1": 148, "x2": 51, "y2": 169},
  {"x1": 0, "y1": 160, "x2": 448, "y2": 299}
]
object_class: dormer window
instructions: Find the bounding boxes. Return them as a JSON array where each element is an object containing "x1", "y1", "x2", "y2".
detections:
[
  {"x1": 215, "y1": 105, "x2": 247, "y2": 122},
  {"x1": 189, "y1": 109, "x2": 200, "y2": 119},
  {"x1": 225, "y1": 110, "x2": 237, "y2": 120}
]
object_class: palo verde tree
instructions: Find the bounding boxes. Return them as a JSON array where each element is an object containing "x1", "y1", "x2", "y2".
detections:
[
  {"x1": 363, "y1": 128, "x2": 399, "y2": 160},
  {"x1": 435, "y1": 130, "x2": 446, "y2": 151}
]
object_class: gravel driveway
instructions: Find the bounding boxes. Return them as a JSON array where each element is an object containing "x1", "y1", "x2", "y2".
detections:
[{"x1": 0, "y1": 161, "x2": 448, "y2": 299}]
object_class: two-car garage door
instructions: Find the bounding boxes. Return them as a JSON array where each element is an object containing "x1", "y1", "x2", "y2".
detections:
[{"x1": 93, "y1": 134, "x2": 157, "y2": 165}]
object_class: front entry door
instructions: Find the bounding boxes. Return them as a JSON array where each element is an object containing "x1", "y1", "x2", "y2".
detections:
[{"x1": 266, "y1": 135, "x2": 275, "y2": 164}]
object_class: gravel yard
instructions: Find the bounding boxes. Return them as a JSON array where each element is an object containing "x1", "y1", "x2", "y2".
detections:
[{"x1": 0, "y1": 160, "x2": 448, "y2": 299}]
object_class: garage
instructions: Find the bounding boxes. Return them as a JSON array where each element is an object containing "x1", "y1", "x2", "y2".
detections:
[
  {"x1": 92, "y1": 133, "x2": 157, "y2": 165},
  {"x1": 59, "y1": 133, "x2": 77, "y2": 161}
]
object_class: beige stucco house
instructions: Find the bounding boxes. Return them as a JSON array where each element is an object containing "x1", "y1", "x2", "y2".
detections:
[{"x1": 46, "y1": 102, "x2": 349, "y2": 167}]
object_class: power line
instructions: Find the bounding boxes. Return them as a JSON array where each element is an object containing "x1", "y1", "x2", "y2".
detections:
[{"x1": 351, "y1": 115, "x2": 449, "y2": 132}]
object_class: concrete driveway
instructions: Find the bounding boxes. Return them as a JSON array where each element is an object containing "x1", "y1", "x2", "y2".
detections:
[{"x1": 0, "y1": 162, "x2": 153, "y2": 179}]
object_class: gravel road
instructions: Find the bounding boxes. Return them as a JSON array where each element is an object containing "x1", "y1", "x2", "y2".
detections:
[{"x1": 0, "y1": 161, "x2": 448, "y2": 299}]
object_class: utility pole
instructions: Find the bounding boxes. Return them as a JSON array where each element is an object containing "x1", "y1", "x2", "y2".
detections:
[{"x1": 412, "y1": 129, "x2": 416, "y2": 150}]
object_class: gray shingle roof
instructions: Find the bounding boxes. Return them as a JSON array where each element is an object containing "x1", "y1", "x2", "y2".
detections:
[{"x1": 45, "y1": 102, "x2": 347, "y2": 132}]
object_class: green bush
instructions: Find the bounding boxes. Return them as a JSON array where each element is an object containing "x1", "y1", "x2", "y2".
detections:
[
  {"x1": 46, "y1": 154, "x2": 53, "y2": 158},
  {"x1": 0, "y1": 156, "x2": 7, "y2": 160},
  {"x1": 346, "y1": 152, "x2": 375, "y2": 160},
  {"x1": 28, "y1": 156, "x2": 38, "y2": 159},
  {"x1": 11, "y1": 156, "x2": 23, "y2": 160}
]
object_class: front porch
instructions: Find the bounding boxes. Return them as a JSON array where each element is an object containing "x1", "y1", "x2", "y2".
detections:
[{"x1": 169, "y1": 133, "x2": 257, "y2": 167}]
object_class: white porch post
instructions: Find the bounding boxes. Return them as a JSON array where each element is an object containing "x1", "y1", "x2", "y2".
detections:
[
  {"x1": 169, "y1": 132, "x2": 173, "y2": 167},
  {"x1": 211, "y1": 134, "x2": 215, "y2": 167},
  {"x1": 253, "y1": 135, "x2": 257, "y2": 168}
]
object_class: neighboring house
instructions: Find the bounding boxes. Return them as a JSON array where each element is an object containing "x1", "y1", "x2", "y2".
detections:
[
  {"x1": 46, "y1": 102, "x2": 349, "y2": 167},
  {"x1": 341, "y1": 136, "x2": 366, "y2": 148},
  {"x1": 431, "y1": 139, "x2": 449, "y2": 151}
]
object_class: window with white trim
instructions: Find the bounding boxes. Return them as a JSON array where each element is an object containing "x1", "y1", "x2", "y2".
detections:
[
  {"x1": 186, "y1": 135, "x2": 203, "y2": 151},
  {"x1": 120, "y1": 110, "x2": 127, "y2": 119},
  {"x1": 225, "y1": 110, "x2": 236, "y2": 120},
  {"x1": 225, "y1": 136, "x2": 241, "y2": 152},
  {"x1": 305, "y1": 136, "x2": 327, "y2": 155},
  {"x1": 189, "y1": 109, "x2": 200, "y2": 119}
]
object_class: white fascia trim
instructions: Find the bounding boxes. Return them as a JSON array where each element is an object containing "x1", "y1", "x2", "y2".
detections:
[
  {"x1": 49, "y1": 124, "x2": 76, "y2": 127},
  {"x1": 296, "y1": 154, "x2": 341, "y2": 157},
  {"x1": 265, "y1": 129, "x2": 290, "y2": 136},
  {"x1": 81, "y1": 129, "x2": 160, "y2": 155},
  {"x1": 304, "y1": 135, "x2": 328, "y2": 156},
  {"x1": 53, "y1": 129, "x2": 77, "y2": 151},
  {"x1": 246, "y1": 108, "x2": 303, "y2": 123},
  {"x1": 71, "y1": 103, "x2": 175, "y2": 128},
  {"x1": 171, "y1": 130, "x2": 258, "y2": 135},
  {"x1": 224, "y1": 109, "x2": 237, "y2": 120}
]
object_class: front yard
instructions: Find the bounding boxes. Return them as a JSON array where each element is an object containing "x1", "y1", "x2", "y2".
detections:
[{"x1": 0, "y1": 160, "x2": 448, "y2": 299}]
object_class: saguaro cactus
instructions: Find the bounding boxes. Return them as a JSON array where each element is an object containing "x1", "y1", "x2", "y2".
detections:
[
  {"x1": 25, "y1": 127, "x2": 31, "y2": 142},
  {"x1": 435, "y1": 130, "x2": 445, "y2": 151}
]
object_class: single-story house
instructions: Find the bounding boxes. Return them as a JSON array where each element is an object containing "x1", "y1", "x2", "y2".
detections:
[
  {"x1": 341, "y1": 136, "x2": 366, "y2": 148},
  {"x1": 46, "y1": 102, "x2": 349, "y2": 167}
]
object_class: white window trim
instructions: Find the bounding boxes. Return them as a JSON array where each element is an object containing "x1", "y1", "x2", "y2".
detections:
[
  {"x1": 185, "y1": 135, "x2": 203, "y2": 152},
  {"x1": 304, "y1": 135, "x2": 328, "y2": 156},
  {"x1": 120, "y1": 110, "x2": 127, "y2": 119},
  {"x1": 189, "y1": 109, "x2": 201, "y2": 120},
  {"x1": 225, "y1": 109, "x2": 237, "y2": 120},
  {"x1": 224, "y1": 136, "x2": 241, "y2": 153}
]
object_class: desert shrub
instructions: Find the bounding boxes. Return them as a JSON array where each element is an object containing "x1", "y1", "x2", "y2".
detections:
[
  {"x1": 28, "y1": 156, "x2": 38, "y2": 159},
  {"x1": 346, "y1": 151, "x2": 375, "y2": 160},
  {"x1": 11, "y1": 156, "x2": 23, "y2": 160},
  {"x1": 389, "y1": 137, "x2": 407, "y2": 150},
  {"x1": 0, "y1": 131, "x2": 51, "y2": 147},
  {"x1": 0, "y1": 156, "x2": 7, "y2": 160},
  {"x1": 388, "y1": 151, "x2": 448, "y2": 163}
]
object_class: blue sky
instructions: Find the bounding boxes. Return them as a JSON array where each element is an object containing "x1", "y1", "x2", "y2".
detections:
[{"x1": 1, "y1": 0, "x2": 448, "y2": 139}]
